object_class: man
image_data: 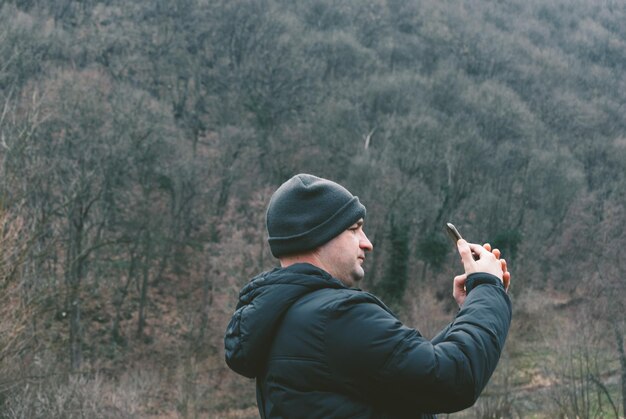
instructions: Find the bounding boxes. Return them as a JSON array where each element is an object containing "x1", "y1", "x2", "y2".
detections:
[{"x1": 225, "y1": 174, "x2": 511, "y2": 418}]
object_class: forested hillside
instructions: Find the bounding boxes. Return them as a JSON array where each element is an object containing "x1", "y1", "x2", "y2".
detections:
[{"x1": 1, "y1": 0, "x2": 625, "y2": 417}]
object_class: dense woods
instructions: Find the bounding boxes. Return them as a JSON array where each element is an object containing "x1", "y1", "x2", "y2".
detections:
[{"x1": 1, "y1": 0, "x2": 625, "y2": 417}]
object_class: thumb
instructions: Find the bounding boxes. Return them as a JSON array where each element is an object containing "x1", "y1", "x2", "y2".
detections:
[
  {"x1": 453, "y1": 273, "x2": 467, "y2": 291},
  {"x1": 453, "y1": 273, "x2": 468, "y2": 308}
]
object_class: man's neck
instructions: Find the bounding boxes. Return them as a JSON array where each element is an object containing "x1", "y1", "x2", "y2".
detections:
[
  {"x1": 280, "y1": 249, "x2": 339, "y2": 277},
  {"x1": 279, "y1": 253, "x2": 324, "y2": 270}
]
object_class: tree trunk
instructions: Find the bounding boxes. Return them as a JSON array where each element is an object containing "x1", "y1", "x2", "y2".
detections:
[
  {"x1": 66, "y1": 212, "x2": 84, "y2": 371},
  {"x1": 613, "y1": 320, "x2": 626, "y2": 419},
  {"x1": 69, "y1": 290, "x2": 82, "y2": 370},
  {"x1": 136, "y1": 254, "x2": 150, "y2": 339},
  {"x1": 194, "y1": 261, "x2": 214, "y2": 356},
  {"x1": 112, "y1": 252, "x2": 136, "y2": 345}
]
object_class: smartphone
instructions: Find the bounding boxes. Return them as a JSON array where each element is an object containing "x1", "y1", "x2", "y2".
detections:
[
  {"x1": 446, "y1": 222, "x2": 479, "y2": 259},
  {"x1": 445, "y1": 223, "x2": 463, "y2": 244}
]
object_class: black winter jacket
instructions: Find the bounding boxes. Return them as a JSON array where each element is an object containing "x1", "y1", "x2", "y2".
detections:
[{"x1": 225, "y1": 263, "x2": 511, "y2": 418}]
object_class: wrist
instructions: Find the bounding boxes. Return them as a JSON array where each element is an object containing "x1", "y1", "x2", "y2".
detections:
[{"x1": 465, "y1": 272, "x2": 503, "y2": 294}]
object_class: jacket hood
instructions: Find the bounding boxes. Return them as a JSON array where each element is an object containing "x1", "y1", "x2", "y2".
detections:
[{"x1": 224, "y1": 263, "x2": 345, "y2": 378}]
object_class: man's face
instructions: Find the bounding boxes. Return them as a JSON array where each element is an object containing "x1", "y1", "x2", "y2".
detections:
[{"x1": 316, "y1": 219, "x2": 373, "y2": 287}]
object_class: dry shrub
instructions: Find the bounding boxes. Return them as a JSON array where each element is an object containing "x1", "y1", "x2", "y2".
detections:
[
  {"x1": 0, "y1": 209, "x2": 31, "y2": 396},
  {"x1": 1, "y1": 373, "x2": 142, "y2": 419},
  {"x1": 172, "y1": 353, "x2": 257, "y2": 418},
  {"x1": 456, "y1": 353, "x2": 523, "y2": 419},
  {"x1": 0, "y1": 361, "x2": 176, "y2": 419},
  {"x1": 402, "y1": 283, "x2": 452, "y2": 340},
  {"x1": 541, "y1": 309, "x2": 619, "y2": 419}
]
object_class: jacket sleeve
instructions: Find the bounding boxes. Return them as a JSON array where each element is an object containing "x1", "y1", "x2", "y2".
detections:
[{"x1": 324, "y1": 276, "x2": 511, "y2": 414}]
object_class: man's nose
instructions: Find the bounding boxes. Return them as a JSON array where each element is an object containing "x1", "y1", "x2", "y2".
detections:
[{"x1": 360, "y1": 232, "x2": 373, "y2": 251}]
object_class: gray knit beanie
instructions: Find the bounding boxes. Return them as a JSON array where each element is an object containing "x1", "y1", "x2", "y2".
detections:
[{"x1": 266, "y1": 174, "x2": 366, "y2": 258}]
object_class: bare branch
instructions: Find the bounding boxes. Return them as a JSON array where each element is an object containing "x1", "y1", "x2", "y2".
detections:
[{"x1": 363, "y1": 126, "x2": 377, "y2": 150}]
